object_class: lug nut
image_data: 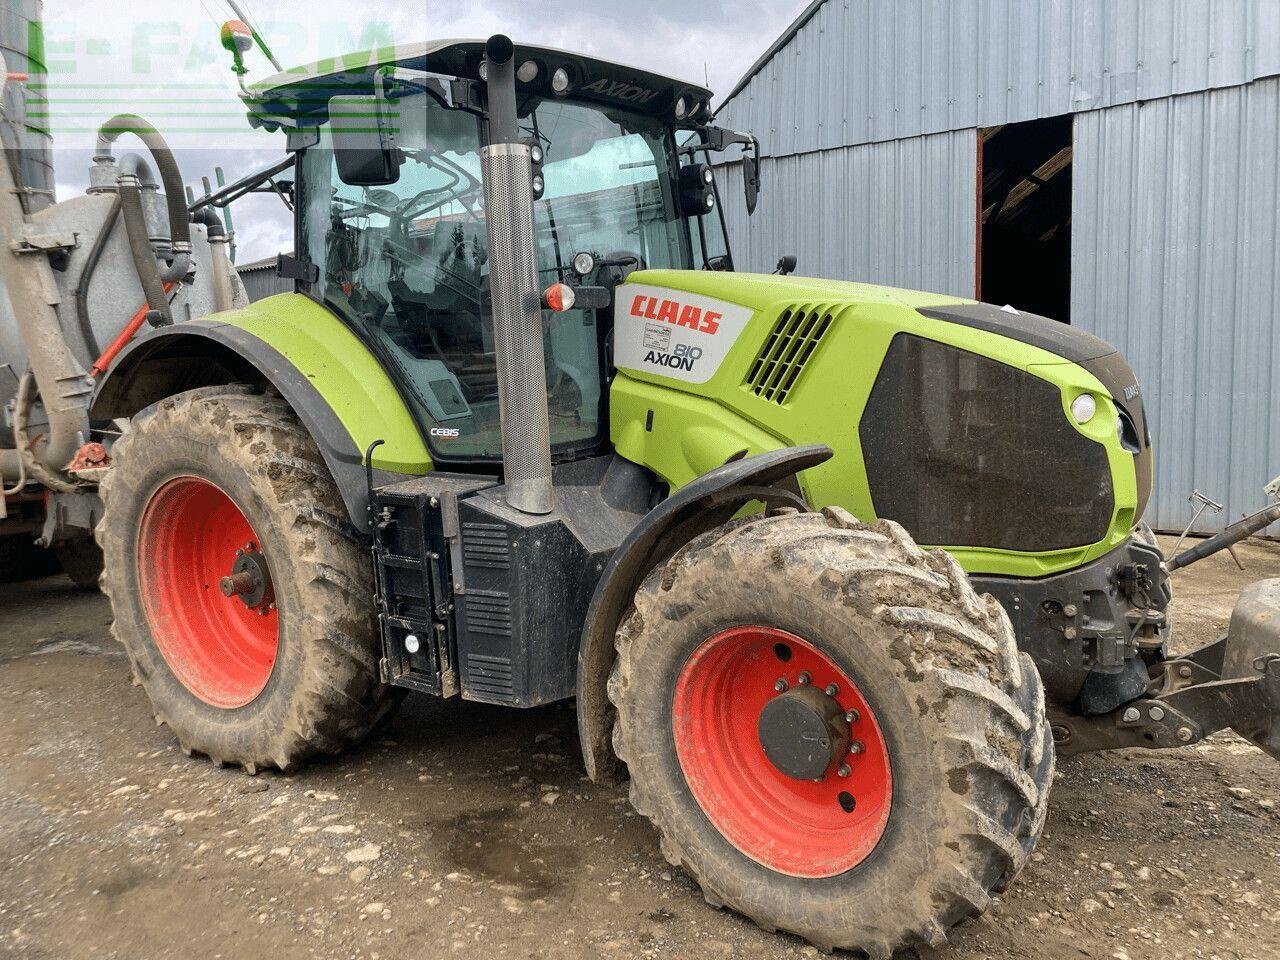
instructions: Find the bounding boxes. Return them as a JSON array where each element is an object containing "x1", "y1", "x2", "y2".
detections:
[
  {"x1": 1122, "y1": 707, "x2": 1140, "y2": 723},
  {"x1": 774, "y1": 678, "x2": 788, "y2": 693},
  {"x1": 797, "y1": 671, "x2": 811, "y2": 685},
  {"x1": 837, "y1": 763, "x2": 851, "y2": 777},
  {"x1": 825, "y1": 683, "x2": 839, "y2": 697},
  {"x1": 1064, "y1": 603, "x2": 1078, "y2": 617},
  {"x1": 845, "y1": 709, "x2": 860, "y2": 724},
  {"x1": 849, "y1": 741, "x2": 864, "y2": 755},
  {"x1": 1176, "y1": 726, "x2": 1193, "y2": 742},
  {"x1": 1148, "y1": 706, "x2": 1166, "y2": 722}
]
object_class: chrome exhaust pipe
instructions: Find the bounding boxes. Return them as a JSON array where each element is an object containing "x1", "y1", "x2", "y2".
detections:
[{"x1": 480, "y1": 34, "x2": 554, "y2": 515}]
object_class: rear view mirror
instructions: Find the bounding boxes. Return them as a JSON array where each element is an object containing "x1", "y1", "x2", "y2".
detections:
[
  {"x1": 330, "y1": 94, "x2": 405, "y2": 186},
  {"x1": 743, "y1": 153, "x2": 760, "y2": 215}
]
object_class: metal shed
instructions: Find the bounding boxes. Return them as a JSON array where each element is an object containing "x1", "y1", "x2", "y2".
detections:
[
  {"x1": 238, "y1": 255, "x2": 293, "y2": 303},
  {"x1": 715, "y1": 0, "x2": 1280, "y2": 534}
]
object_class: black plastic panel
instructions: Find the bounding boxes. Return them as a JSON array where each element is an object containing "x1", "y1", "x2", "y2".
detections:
[
  {"x1": 917, "y1": 302, "x2": 1116, "y2": 363},
  {"x1": 860, "y1": 334, "x2": 1114, "y2": 552}
]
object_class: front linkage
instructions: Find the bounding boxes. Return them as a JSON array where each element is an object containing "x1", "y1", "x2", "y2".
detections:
[
  {"x1": 1040, "y1": 494, "x2": 1280, "y2": 760},
  {"x1": 1071, "y1": 582, "x2": 1280, "y2": 759}
]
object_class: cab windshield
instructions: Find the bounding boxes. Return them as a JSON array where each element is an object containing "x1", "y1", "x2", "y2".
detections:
[{"x1": 300, "y1": 90, "x2": 727, "y2": 462}]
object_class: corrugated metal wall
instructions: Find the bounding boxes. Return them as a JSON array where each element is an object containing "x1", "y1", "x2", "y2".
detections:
[
  {"x1": 717, "y1": 0, "x2": 1280, "y2": 157},
  {"x1": 718, "y1": 127, "x2": 976, "y2": 294},
  {"x1": 1072, "y1": 77, "x2": 1280, "y2": 534},
  {"x1": 238, "y1": 261, "x2": 293, "y2": 303}
]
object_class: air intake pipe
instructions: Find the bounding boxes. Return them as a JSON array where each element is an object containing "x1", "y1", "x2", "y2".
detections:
[{"x1": 480, "y1": 34, "x2": 554, "y2": 515}]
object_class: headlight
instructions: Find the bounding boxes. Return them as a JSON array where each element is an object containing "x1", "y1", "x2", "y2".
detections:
[
  {"x1": 571, "y1": 251, "x2": 596, "y2": 276},
  {"x1": 1070, "y1": 394, "x2": 1097, "y2": 425}
]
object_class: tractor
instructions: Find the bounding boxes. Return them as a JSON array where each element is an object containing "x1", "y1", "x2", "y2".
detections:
[{"x1": 4, "y1": 28, "x2": 1276, "y2": 957}]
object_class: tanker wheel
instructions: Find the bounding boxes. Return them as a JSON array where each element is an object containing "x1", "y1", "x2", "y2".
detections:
[
  {"x1": 96, "y1": 385, "x2": 399, "y2": 773},
  {"x1": 608, "y1": 508, "x2": 1054, "y2": 957},
  {"x1": 55, "y1": 537, "x2": 105, "y2": 589}
]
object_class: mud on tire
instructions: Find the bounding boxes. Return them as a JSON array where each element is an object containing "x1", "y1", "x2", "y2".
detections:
[
  {"x1": 608, "y1": 507, "x2": 1054, "y2": 957},
  {"x1": 97, "y1": 386, "x2": 399, "y2": 773}
]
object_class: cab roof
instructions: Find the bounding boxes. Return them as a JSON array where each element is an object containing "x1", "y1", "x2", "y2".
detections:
[{"x1": 247, "y1": 39, "x2": 714, "y2": 125}]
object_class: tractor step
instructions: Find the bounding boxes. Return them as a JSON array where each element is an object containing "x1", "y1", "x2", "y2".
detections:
[{"x1": 371, "y1": 473, "x2": 495, "y2": 698}]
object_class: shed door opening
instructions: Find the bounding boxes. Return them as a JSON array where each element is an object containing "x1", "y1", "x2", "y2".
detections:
[{"x1": 978, "y1": 115, "x2": 1073, "y2": 322}]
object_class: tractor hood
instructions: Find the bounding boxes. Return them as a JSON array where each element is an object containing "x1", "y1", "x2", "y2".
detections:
[{"x1": 610, "y1": 270, "x2": 1151, "y2": 578}]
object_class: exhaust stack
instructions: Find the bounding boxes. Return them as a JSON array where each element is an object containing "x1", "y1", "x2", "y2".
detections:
[{"x1": 480, "y1": 35, "x2": 554, "y2": 515}]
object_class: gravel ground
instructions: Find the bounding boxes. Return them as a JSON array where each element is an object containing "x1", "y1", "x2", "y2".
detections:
[{"x1": 0, "y1": 535, "x2": 1277, "y2": 960}]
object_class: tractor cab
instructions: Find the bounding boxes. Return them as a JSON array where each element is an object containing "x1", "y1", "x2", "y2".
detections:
[{"x1": 249, "y1": 40, "x2": 752, "y2": 466}]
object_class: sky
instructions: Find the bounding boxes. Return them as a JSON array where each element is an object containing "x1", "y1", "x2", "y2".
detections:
[{"x1": 30, "y1": 0, "x2": 808, "y2": 262}]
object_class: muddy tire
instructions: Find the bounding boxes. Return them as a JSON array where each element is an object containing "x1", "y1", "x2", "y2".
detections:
[
  {"x1": 608, "y1": 508, "x2": 1054, "y2": 957},
  {"x1": 55, "y1": 537, "x2": 105, "y2": 589},
  {"x1": 97, "y1": 386, "x2": 398, "y2": 773}
]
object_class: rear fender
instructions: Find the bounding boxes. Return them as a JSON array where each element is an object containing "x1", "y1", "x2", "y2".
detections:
[
  {"x1": 575, "y1": 444, "x2": 833, "y2": 783},
  {"x1": 92, "y1": 296, "x2": 432, "y2": 530}
]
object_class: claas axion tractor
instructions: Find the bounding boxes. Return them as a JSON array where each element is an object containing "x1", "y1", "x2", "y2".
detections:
[{"x1": 2, "y1": 26, "x2": 1278, "y2": 956}]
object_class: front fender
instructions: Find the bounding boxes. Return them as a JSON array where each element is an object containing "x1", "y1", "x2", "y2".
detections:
[
  {"x1": 92, "y1": 294, "x2": 432, "y2": 530},
  {"x1": 575, "y1": 444, "x2": 833, "y2": 783}
]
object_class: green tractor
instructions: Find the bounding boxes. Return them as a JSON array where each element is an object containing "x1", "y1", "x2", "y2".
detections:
[{"x1": 89, "y1": 34, "x2": 1280, "y2": 956}]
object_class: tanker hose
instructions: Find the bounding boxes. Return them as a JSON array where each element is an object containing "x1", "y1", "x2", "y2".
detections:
[
  {"x1": 74, "y1": 194, "x2": 122, "y2": 356},
  {"x1": 119, "y1": 176, "x2": 173, "y2": 325},
  {"x1": 95, "y1": 115, "x2": 191, "y2": 259},
  {"x1": 13, "y1": 372, "x2": 79, "y2": 494}
]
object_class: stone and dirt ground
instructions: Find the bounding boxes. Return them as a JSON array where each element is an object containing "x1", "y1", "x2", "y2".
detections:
[{"x1": 0, "y1": 536, "x2": 1277, "y2": 960}]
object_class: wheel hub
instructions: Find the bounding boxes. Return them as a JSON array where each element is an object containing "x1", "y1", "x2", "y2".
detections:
[
  {"x1": 757, "y1": 685, "x2": 850, "y2": 780},
  {"x1": 221, "y1": 546, "x2": 274, "y2": 611}
]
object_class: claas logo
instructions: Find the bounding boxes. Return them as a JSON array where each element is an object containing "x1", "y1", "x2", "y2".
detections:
[{"x1": 629, "y1": 294, "x2": 721, "y2": 335}]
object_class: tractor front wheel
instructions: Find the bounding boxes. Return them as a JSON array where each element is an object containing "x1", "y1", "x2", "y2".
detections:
[
  {"x1": 97, "y1": 386, "x2": 398, "y2": 773},
  {"x1": 609, "y1": 508, "x2": 1054, "y2": 957}
]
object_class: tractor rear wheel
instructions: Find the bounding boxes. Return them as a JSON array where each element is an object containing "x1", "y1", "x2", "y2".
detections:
[
  {"x1": 608, "y1": 508, "x2": 1053, "y2": 957},
  {"x1": 97, "y1": 386, "x2": 398, "y2": 772}
]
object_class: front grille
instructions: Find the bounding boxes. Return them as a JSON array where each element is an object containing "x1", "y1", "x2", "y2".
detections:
[
  {"x1": 743, "y1": 305, "x2": 834, "y2": 404},
  {"x1": 859, "y1": 333, "x2": 1114, "y2": 552}
]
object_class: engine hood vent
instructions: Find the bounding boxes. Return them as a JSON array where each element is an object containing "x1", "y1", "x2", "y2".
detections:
[{"x1": 743, "y1": 305, "x2": 834, "y2": 404}]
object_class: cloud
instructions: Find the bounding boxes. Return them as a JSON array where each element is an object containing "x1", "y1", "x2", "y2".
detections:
[{"x1": 31, "y1": 1, "x2": 807, "y2": 259}]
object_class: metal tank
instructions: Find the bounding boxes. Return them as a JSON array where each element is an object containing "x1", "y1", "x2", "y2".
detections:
[{"x1": 0, "y1": 0, "x2": 245, "y2": 454}]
